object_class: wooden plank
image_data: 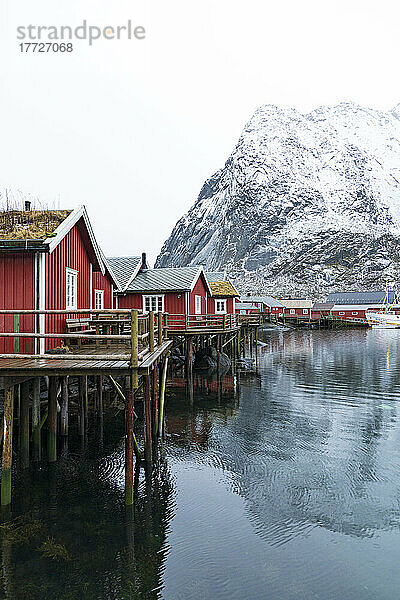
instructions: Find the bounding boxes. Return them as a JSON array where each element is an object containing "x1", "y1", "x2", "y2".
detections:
[{"x1": 138, "y1": 340, "x2": 173, "y2": 373}]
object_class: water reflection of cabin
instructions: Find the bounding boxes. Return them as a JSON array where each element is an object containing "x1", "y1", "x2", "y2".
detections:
[{"x1": 0, "y1": 205, "x2": 118, "y2": 353}]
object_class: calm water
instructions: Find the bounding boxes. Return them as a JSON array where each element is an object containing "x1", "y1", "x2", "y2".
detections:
[{"x1": 3, "y1": 327, "x2": 400, "y2": 599}]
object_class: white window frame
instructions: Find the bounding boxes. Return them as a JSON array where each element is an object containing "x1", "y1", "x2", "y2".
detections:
[
  {"x1": 143, "y1": 294, "x2": 164, "y2": 313},
  {"x1": 66, "y1": 268, "x2": 78, "y2": 310},
  {"x1": 290, "y1": 309, "x2": 295, "y2": 315},
  {"x1": 339, "y1": 311, "x2": 345, "y2": 316},
  {"x1": 94, "y1": 289, "x2": 104, "y2": 310},
  {"x1": 303, "y1": 308, "x2": 309, "y2": 315},
  {"x1": 352, "y1": 311, "x2": 358, "y2": 315},
  {"x1": 195, "y1": 295, "x2": 202, "y2": 315},
  {"x1": 215, "y1": 299, "x2": 227, "y2": 314}
]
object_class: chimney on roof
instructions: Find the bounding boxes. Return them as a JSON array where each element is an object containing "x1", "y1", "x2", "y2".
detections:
[
  {"x1": 25, "y1": 200, "x2": 31, "y2": 211},
  {"x1": 141, "y1": 252, "x2": 148, "y2": 271}
]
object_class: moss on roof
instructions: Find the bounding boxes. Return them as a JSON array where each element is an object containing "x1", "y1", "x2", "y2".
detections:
[
  {"x1": 209, "y1": 281, "x2": 238, "y2": 297},
  {"x1": 0, "y1": 210, "x2": 71, "y2": 240}
]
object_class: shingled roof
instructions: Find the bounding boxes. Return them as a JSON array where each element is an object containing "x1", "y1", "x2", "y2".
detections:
[
  {"x1": 125, "y1": 266, "x2": 212, "y2": 294},
  {"x1": 327, "y1": 291, "x2": 398, "y2": 305},
  {"x1": 107, "y1": 256, "x2": 141, "y2": 291}
]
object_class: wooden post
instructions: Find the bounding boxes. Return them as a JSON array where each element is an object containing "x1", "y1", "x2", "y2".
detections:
[
  {"x1": 158, "y1": 356, "x2": 168, "y2": 437},
  {"x1": 143, "y1": 375, "x2": 152, "y2": 463},
  {"x1": 83, "y1": 376, "x2": 88, "y2": 428},
  {"x1": 125, "y1": 387, "x2": 134, "y2": 505},
  {"x1": 152, "y1": 365, "x2": 159, "y2": 435},
  {"x1": 149, "y1": 311, "x2": 155, "y2": 352},
  {"x1": 32, "y1": 378, "x2": 41, "y2": 461},
  {"x1": 48, "y1": 377, "x2": 58, "y2": 462},
  {"x1": 13, "y1": 314, "x2": 19, "y2": 354},
  {"x1": 97, "y1": 375, "x2": 103, "y2": 419},
  {"x1": 157, "y1": 312, "x2": 163, "y2": 346},
  {"x1": 131, "y1": 310, "x2": 138, "y2": 389},
  {"x1": 186, "y1": 337, "x2": 193, "y2": 380},
  {"x1": 20, "y1": 381, "x2": 30, "y2": 469},
  {"x1": 1, "y1": 386, "x2": 14, "y2": 506},
  {"x1": 78, "y1": 377, "x2": 84, "y2": 436},
  {"x1": 60, "y1": 377, "x2": 68, "y2": 437}
]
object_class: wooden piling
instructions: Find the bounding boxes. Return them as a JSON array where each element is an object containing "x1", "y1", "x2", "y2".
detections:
[
  {"x1": 83, "y1": 376, "x2": 88, "y2": 430},
  {"x1": 186, "y1": 337, "x2": 193, "y2": 379},
  {"x1": 125, "y1": 387, "x2": 134, "y2": 505},
  {"x1": 143, "y1": 375, "x2": 152, "y2": 462},
  {"x1": 48, "y1": 377, "x2": 58, "y2": 462},
  {"x1": 131, "y1": 310, "x2": 139, "y2": 389},
  {"x1": 60, "y1": 377, "x2": 68, "y2": 437},
  {"x1": 32, "y1": 378, "x2": 41, "y2": 461},
  {"x1": 152, "y1": 365, "x2": 159, "y2": 434},
  {"x1": 1, "y1": 386, "x2": 14, "y2": 506},
  {"x1": 158, "y1": 356, "x2": 168, "y2": 437},
  {"x1": 20, "y1": 381, "x2": 30, "y2": 469},
  {"x1": 149, "y1": 311, "x2": 155, "y2": 353}
]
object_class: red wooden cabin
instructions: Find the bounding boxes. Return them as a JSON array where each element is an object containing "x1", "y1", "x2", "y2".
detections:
[
  {"x1": 280, "y1": 299, "x2": 313, "y2": 318},
  {"x1": 112, "y1": 255, "x2": 212, "y2": 328},
  {"x1": 205, "y1": 271, "x2": 239, "y2": 314},
  {"x1": 235, "y1": 295, "x2": 284, "y2": 316},
  {"x1": 0, "y1": 205, "x2": 117, "y2": 353}
]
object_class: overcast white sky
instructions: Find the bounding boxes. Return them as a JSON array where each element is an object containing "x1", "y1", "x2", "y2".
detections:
[{"x1": 1, "y1": 0, "x2": 400, "y2": 263}]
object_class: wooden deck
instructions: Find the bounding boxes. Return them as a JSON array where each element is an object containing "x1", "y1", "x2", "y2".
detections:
[{"x1": 0, "y1": 340, "x2": 173, "y2": 383}]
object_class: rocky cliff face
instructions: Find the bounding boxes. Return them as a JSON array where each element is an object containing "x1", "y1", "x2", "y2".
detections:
[{"x1": 156, "y1": 102, "x2": 400, "y2": 297}]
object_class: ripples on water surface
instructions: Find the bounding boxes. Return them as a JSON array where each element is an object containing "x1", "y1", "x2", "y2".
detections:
[{"x1": 4, "y1": 328, "x2": 400, "y2": 599}]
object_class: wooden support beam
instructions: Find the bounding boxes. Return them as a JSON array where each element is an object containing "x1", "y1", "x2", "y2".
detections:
[
  {"x1": 32, "y1": 378, "x2": 41, "y2": 461},
  {"x1": 158, "y1": 356, "x2": 168, "y2": 437},
  {"x1": 60, "y1": 376, "x2": 69, "y2": 436},
  {"x1": 186, "y1": 337, "x2": 193, "y2": 380},
  {"x1": 83, "y1": 376, "x2": 88, "y2": 431},
  {"x1": 48, "y1": 377, "x2": 58, "y2": 462},
  {"x1": 20, "y1": 381, "x2": 30, "y2": 469},
  {"x1": 152, "y1": 365, "x2": 159, "y2": 435},
  {"x1": 125, "y1": 387, "x2": 134, "y2": 505},
  {"x1": 1, "y1": 386, "x2": 14, "y2": 506},
  {"x1": 143, "y1": 375, "x2": 152, "y2": 463},
  {"x1": 131, "y1": 310, "x2": 139, "y2": 389},
  {"x1": 158, "y1": 312, "x2": 163, "y2": 347},
  {"x1": 13, "y1": 315, "x2": 19, "y2": 354},
  {"x1": 149, "y1": 311, "x2": 155, "y2": 352}
]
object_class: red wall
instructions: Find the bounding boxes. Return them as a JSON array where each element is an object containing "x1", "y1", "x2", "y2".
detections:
[
  {"x1": 189, "y1": 276, "x2": 208, "y2": 314},
  {"x1": 93, "y1": 271, "x2": 113, "y2": 309},
  {"x1": 284, "y1": 308, "x2": 311, "y2": 317},
  {"x1": 331, "y1": 309, "x2": 366, "y2": 319},
  {"x1": 0, "y1": 252, "x2": 35, "y2": 353},
  {"x1": 46, "y1": 222, "x2": 92, "y2": 349},
  {"x1": 117, "y1": 292, "x2": 186, "y2": 314},
  {"x1": 208, "y1": 297, "x2": 235, "y2": 314}
]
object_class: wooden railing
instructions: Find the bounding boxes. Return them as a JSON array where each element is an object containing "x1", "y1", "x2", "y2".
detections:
[
  {"x1": 237, "y1": 314, "x2": 265, "y2": 326},
  {"x1": 0, "y1": 309, "x2": 169, "y2": 364},
  {"x1": 166, "y1": 313, "x2": 238, "y2": 332}
]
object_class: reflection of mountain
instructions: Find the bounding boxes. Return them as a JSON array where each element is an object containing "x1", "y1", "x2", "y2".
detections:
[{"x1": 168, "y1": 329, "x2": 400, "y2": 545}]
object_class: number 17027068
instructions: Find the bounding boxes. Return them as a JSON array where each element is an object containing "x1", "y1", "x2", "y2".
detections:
[{"x1": 19, "y1": 42, "x2": 73, "y2": 53}]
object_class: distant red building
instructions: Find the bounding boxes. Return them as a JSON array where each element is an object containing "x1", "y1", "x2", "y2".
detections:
[
  {"x1": 0, "y1": 205, "x2": 117, "y2": 353},
  {"x1": 280, "y1": 299, "x2": 313, "y2": 318},
  {"x1": 235, "y1": 295, "x2": 284, "y2": 316}
]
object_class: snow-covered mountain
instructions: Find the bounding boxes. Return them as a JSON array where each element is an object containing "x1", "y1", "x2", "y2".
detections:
[{"x1": 156, "y1": 102, "x2": 400, "y2": 297}]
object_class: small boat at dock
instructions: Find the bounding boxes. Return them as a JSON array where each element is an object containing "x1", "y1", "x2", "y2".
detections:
[{"x1": 366, "y1": 289, "x2": 400, "y2": 329}]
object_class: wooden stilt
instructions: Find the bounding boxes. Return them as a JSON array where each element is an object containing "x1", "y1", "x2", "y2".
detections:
[
  {"x1": 48, "y1": 377, "x2": 58, "y2": 462},
  {"x1": 186, "y1": 337, "x2": 193, "y2": 380},
  {"x1": 143, "y1": 375, "x2": 152, "y2": 462},
  {"x1": 60, "y1": 377, "x2": 68, "y2": 437},
  {"x1": 83, "y1": 376, "x2": 88, "y2": 431},
  {"x1": 152, "y1": 365, "x2": 159, "y2": 435},
  {"x1": 20, "y1": 381, "x2": 30, "y2": 469},
  {"x1": 78, "y1": 377, "x2": 84, "y2": 436},
  {"x1": 1, "y1": 386, "x2": 14, "y2": 506},
  {"x1": 125, "y1": 387, "x2": 134, "y2": 505},
  {"x1": 158, "y1": 356, "x2": 168, "y2": 437},
  {"x1": 32, "y1": 378, "x2": 41, "y2": 461}
]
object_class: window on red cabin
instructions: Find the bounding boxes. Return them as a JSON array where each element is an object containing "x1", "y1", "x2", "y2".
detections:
[
  {"x1": 352, "y1": 311, "x2": 358, "y2": 315},
  {"x1": 143, "y1": 295, "x2": 164, "y2": 312},
  {"x1": 95, "y1": 290, "x2": 104, "y2": 310},
  {"x1": 303, "y1": 309, "x2": 309, "y2": 314},
  {"x1": 290, "y1": 309, "x2": 295, "y2": 315},
  {"x1": 215, "y1": 299, "x2": 227, "y2": 314},
  {"x1": 339, "y1": 312, "x2": 345, "y2": 316},
  {"x1": 195, "y1": 295, "x2": 202, "y2": 314},
  {"x1": 66, "y1": 268, "x2": 78, "y2": 310}
]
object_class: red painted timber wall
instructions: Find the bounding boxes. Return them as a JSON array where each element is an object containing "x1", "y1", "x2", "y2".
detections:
[
  {"x1": 284, "y1": 308, "x2": 311, "y2": 317},
  {"x1": 117, "y1": 292, "x2": 186, "y2": 315},
  {"x1": 45, "y1": 222, "x2": 92, "y2": 349},
  {"x1": 92, "y1": 271, "x2": 113, "y2": 309},
  {"x1": 208, "y1": 297, "x2": 235, "y2": 314},
  {"x1": 0, "y1": 252, "x2": 35, "y2": 353},
  {"x1": 189, "y1": 276, "x2": 208, "y2": 314}
]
